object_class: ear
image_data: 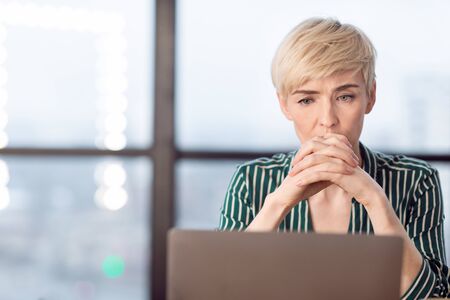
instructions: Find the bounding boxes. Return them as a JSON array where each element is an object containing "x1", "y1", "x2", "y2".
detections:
[
  {"x1": 277, "y1": 92, "x2": 293, "y2": 121},
  {"x1": 365, "y1": 80, "x2": 376, "y2": 114}
]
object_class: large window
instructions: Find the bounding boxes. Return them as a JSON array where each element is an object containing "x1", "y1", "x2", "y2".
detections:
[
  {"x1": 0, "y1": 0, "x2": 154, "y2": 299},
  {"x1": 1, "y1": 0, "x2": 449, "y2": 299}
]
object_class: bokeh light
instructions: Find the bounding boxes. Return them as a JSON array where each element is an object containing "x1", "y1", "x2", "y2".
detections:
[
  {"x1": 104, "y1": 113, "x2": 127, "y2": 133},
  {"x1": 0, "y1": 132, "x2": 8, "y2": 148},
  {"x1": 102, "y1": 255, "x2": 125, "y2": 278},
  {"x1": 0, "y1": 110, "x2": 8, "y2": 130},
  {"x1": 104, "y1": 133, "x2": 127, "y2": 151},
  {"x1": 94, "y1": 186, "x2": 128, "y2": 211},
  {"x1": 0, "y1": 160, "x2": 9, "y2": 185},
  {"x1": 0, "y1": 187, "x2": 10, "y2": 210}
]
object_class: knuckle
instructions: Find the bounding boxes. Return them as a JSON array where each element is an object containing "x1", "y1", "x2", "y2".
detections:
[
  {"x1": 308, "y1": 155, "x2": 317, "y2": 163},
  {"x1": 310, "y1": 140, "x2": 320, "y2": 148},
  {"x1": 331, "y1": 136, "x2": 341, "y2": 143},
  {"x1": 339, "y1": 141, "x2": 348, "y2": 149}
]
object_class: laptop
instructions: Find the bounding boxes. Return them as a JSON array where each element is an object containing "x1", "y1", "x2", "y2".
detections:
[{"x1": 167, "y1": 229, "x2": 403, "y2": 300}]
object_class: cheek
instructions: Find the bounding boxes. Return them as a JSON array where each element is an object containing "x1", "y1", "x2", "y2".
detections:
[
  {"x1": 291, "y1": 112, "x2": 315, "y2": 142},
  {"x1": 344, "y1": 109, "x2": 365, "y2": 141}
]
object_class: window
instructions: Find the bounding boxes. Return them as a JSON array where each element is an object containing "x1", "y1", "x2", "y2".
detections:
[
  {"x1": 1, "y1": 0, "x2": 449, "y2": 298},
  {"x1": 0, "y1": 0, "x2": 154, "y2": 299},
  {"x1": 0, "y1": 157, "x2": 151, "y2": 299},
  {"x1": 0, "y1": 0, "x2": 153, "y2": 149}
]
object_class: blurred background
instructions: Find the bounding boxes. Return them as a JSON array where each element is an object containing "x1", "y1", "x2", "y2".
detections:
[{"x1": 0, "y1": 0, "x2": 448, "y2": 299}]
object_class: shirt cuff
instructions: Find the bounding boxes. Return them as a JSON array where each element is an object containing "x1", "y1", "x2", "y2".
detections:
[{"x1": 400, "y1": 258, "x2": 436, "y2": 300}]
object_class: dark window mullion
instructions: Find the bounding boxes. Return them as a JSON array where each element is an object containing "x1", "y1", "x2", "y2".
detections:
[
  {"x1": 0, "y1": 147, "x2": 153, "y2": 157},
  {"x1": 175, "y1": 150, "x2": 450, "y2": 162},
  {"x1": 151, "y1": 0, "x2": 176, "y2": 299}
]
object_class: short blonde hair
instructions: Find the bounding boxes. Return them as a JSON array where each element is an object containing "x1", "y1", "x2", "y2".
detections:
[{"x1": 271, "y1": 17, "x2": 377, "y2": 98}]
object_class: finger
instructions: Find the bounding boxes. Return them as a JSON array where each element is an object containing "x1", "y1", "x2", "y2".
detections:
[
  {"x1": 292, "y1": 140, "x2": 328, "y2": 165},
  {"x1": 301, "y1": 180, "x2": 333, "y2": 199},
  {"x1": 293, "y1": 135, "x2": 358, "y2": 166},
  {"x1": 289, "y1": 154, "x2": 356, "y2": 177},
  {"x1": 321, "y1": 135, "x2": 352, "y2": 149},
  {"x1": 314, "y1": 145, "x2": 359, "y2": 168},
  {"x1": 296, "y1": 171, "x2": 343, "y2": 187},
  {"x1": 295, "y1": 163, "x2": 353, "y2": 186},
  {"x1": 322, "y1": 133, "x2": 352, "y2": 147},
  {"x1": 321, "y1": 138, "x2": 357, "y2": 160},
  {"x1": 320, "y1": 134, "x2": 358, "y2": 160},
  {"x1": 303, "y1": 160, "x2": 355, "y2": 178},
  {"x1": 293, "y1": 144, "x2": 358, "y2": 173}
]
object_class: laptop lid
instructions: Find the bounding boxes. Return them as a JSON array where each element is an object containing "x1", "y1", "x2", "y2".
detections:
[{"x1": 167, "y1": 229, "x2": 403, "y2": 300}]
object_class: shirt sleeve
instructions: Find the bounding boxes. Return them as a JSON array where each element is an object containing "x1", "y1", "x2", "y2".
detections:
[
  {"x1": 401, "y1": 168, "x2": 450, "y2": 300},
  {"x1": 218, "y1": 165, "x2": 254, "y2": 231}
]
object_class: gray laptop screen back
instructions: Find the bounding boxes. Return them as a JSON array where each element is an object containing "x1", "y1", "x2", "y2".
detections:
[{"x1": 167, "y1": 230, "x2": 403, "y2": 300}]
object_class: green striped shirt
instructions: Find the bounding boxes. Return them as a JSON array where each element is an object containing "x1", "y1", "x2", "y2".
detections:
[{"x1": 219, "y1": 142, "x2": 449, "y2": 299}]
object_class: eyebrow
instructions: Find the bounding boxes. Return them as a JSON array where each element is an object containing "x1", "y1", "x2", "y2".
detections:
[{"x1": 291, "y1": 83, "x2": 360, "y2": 95}]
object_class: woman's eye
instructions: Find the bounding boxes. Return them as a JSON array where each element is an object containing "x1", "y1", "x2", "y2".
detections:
[
  {"x1": 298, "y1": 98, "x2": 313, "y2": 105},
  {"x1": 337, "y1": 95, "x2": 354, "y2": 102}
]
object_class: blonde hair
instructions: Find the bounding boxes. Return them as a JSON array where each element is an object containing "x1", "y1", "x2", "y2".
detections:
[{"x1": 271, "y1": 17, "x2": 377, "y2": 98}]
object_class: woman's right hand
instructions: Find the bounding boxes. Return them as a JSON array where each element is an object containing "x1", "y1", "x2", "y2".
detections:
[{"x1": 267, "y1": 134, "x2": 359, "y2": 211}]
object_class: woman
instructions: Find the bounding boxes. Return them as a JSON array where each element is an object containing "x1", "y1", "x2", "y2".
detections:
[{"x1": 218, "y1": 17, "x2": 449, "y2": 299}]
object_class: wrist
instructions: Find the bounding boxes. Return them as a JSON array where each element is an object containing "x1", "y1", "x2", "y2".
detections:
[
  {"x1": 358, "y1": 181, "x2": 385, "y2": 209},
  {"x1": 265, "y1": 192, "x2": 294, "y2": 216},
  {"x1": 364, "y1": 193, "x2": 401, "y2": 235},
  {"x1": 363, "y1": 190, "x2": 388, "y2": 214},
  {"x1": 246, "y1": 193, "x2": 292, "y2": 232}
]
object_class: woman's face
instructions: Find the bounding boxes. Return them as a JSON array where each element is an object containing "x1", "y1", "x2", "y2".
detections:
[{"x1": 278, "y1": 70, "x2": 376, "y2": 149}]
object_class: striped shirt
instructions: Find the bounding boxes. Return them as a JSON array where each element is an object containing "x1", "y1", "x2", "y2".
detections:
[{"x1": 219, "y1": 142, "x2": 449, "y2": 299}]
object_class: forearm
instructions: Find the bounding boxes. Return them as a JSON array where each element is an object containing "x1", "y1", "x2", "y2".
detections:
[
  {"x1": 365, "y1": 193, "x2": 423, "y2": 297},
  {"x1": 246, "y1": 193, "x2": 291, "y2": 232}
]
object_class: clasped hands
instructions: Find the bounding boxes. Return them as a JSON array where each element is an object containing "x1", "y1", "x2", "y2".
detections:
[{"x1": 270, "y1": 133, "x2": 385, "y2": 210}]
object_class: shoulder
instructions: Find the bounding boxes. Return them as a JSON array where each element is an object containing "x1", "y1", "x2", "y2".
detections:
[
  {"x1": 238, "y1": 151, "x2": 295, "y2": 171},
  {"x1": 226, "y1": 152, "x2": 294, "y2": 194},
  {"x1": 366, "y1": 149, "x2": 443, "y2": 202},
  {"x1": 230, "y1": 151, "x2": 295, "y2": 184},
  {"x1": 373, "y1": 150, "x2": 437, "y2": 177}
]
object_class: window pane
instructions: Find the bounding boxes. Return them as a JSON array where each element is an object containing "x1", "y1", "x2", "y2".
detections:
[
  {"x1": 176, "y1": 0, "x2": 450, "y2": 153},
  {"x1": 0, "y1": 157, "x2": 151, "y2": 299},
  {"x1": 0, "y1": 0, "x2": 154, "y2": 149},
  {"x1": 176, "y1": 159, "x2": 449, "y2": 259},
  {"x1": 175, "y1": 160, "x2": 242, "y2": 229}
]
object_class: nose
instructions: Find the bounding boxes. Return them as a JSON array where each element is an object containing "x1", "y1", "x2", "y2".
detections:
[{"x1": 319, "y1": 102, "x2": 338, "y2": 130}]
